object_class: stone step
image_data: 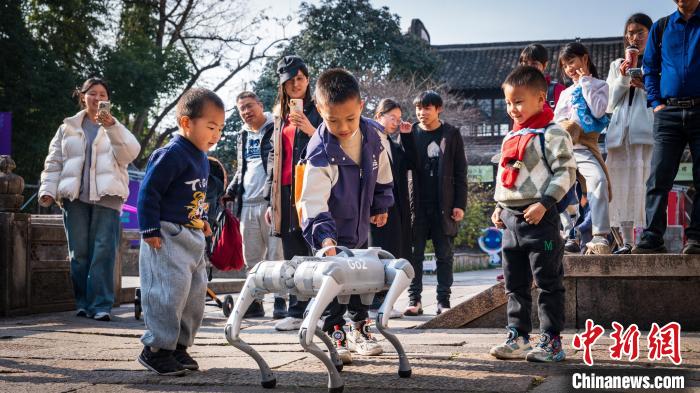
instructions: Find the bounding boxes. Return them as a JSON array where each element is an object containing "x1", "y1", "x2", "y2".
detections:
[
  {"x1": 120, "y1": 276, "x2": 246, "y2": 303},
  {"x1": 416, "y1": 254, "x2": 700, "y2": 331}
]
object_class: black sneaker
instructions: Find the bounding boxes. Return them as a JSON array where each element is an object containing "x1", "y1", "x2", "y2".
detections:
[
  {"x1": 613, "y1": 243, "x2": 633, "y2": 255},
  {"x1": 403, "y1": 299, "x2": 423, "y2": 316},
  {"x1": 174, "y1": 344, "x2": 199, "y2": 370},
  {"x1": 244, "y1": 299, "x2": 265, "y2": 318},
  {"x1": 436, "y1": 300, "x2": 451, "y2": 315},
  {"x1": 273, "y1": 297, "x2": 287, "y2": 320},
  {"x1": 564, "y1": 239, "x2": 580, "y2": 254},
  {"x1": 683, "y1": 239, "x2": 700, "y2": 254},
  {"x1": 138, "y1": 346, "x2": 186, "y2": 376},
  {"x1": 631, "y1": 241, "x2": 667, "y2": 254}
]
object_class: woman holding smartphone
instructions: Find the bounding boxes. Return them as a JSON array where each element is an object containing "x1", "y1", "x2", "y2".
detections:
[
  {"x1": 265, "y1": 55, "x2": 323, "y2": 331},
  {"x1": 605, "y1": 13, "x2": 654, "y2": 254},
  {"x1": 38, "y1": 77, "x2": 141, "y2": 321}
]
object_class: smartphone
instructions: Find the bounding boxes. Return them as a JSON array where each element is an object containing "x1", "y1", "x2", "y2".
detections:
[
  {"x1": 289, "y1": 98, "x2": 303, "y2": 113},
  {"x1": 98, "y1": 101, "x2": 111, "y2": 116},
  {"x1": 628, "y1": 68, "x2": 642, "y2": 79}
]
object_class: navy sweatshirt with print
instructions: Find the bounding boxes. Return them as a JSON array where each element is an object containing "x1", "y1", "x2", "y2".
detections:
[{"x1": 137, "y1": 134, "x2": 209, "y2": 238}]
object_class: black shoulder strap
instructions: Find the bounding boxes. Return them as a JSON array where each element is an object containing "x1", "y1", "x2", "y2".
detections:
[
  {"x1": 656, "y1": 15, "x2": 671, "y2": 50},
  {"x1": 546, "y1": 82, "x2": 557, "y2": 108}
]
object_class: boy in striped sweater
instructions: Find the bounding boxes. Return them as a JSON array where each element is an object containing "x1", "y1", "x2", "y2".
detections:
[{"x1": 490, "y1": 66, "x2": 576, "y2": 363}]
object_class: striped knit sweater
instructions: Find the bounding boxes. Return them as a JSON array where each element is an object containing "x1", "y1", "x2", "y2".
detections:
[{"x1": 494, "y1": 123, "x2": 576, "y2": 209}]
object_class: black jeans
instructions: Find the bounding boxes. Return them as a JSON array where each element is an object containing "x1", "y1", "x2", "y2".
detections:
[
  {"x1": 501, "y1": 206, "x2": 565, "y2": 336},
  {"x1": 280, "y1": 185, "x2": 310, "y2": 318},
  {"x1": 642, "y1": 106, "x2": 700, "y2": 246},
  {"x1": 408, "y1": 205, "x2": 454, "y2": 304}
]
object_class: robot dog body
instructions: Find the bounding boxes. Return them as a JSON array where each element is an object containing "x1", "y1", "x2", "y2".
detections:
[{"x1": 224, "y1": 247, "x2": 414, "y2": 393}]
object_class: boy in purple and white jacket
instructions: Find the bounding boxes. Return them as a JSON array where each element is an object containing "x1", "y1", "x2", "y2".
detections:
[{"x1": 297, "y1": 68, "x2": 394, "y2": 364}]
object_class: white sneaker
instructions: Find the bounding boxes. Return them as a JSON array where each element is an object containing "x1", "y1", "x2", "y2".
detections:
[
  {"x1": 348, "y1": 324, "x2": 383, "y2": 356},
  {"x1": 330, "y1": 327, "x2": 353, "y2": 364},
  {"x1": 274, "y1": 317, "x2": 303, "y2": 331},
  {"x1": 489, "y1": 327, "x2": 532, "y2": 359},
  {"x1": 93, "y1": 312, "x2": 111, "y2": 321}
]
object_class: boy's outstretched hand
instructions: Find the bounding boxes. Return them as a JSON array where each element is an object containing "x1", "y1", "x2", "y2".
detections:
[
  {"x1": 144, "y1": 237, "x2": 162, "y2": 250},
  {"x1": 523, "y1": 202, "x2": 546, "y2": 225},
  {"x1": 203, "y1": 221, "x2": 213, "y2": 237},
  {"x1": 491, "y1": 207, "x2": 505, "y2": 229},
  {"x1": 370, "y1": 213, "x2": 388, "y2": 227},
  {"x1": 399, "y1": 121, "x2": 412, "y2": 133},
  {"x1": 321, "y1": 238, "x2": 337, "y2": 256}
]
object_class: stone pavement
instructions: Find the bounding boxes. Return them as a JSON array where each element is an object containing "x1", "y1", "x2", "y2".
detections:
[{"x1": 1, "y1": 269, "x2": 699, "y2": 392}]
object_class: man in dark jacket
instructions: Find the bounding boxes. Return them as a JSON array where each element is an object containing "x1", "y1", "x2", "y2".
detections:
[
  {"x1": 224, "y1": 91, "x2": 282, "y2": 319},
  {"x1": 400, "y1": 90, "x2": 468, "y2": 316}
]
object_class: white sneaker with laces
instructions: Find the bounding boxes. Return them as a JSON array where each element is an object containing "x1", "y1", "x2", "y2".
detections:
[
  {"x1": 274, "y1": 317, "x2": 303, "y2": 331},
  {"x1": 489, "y1": 327, "x2": 532, "y2": 359},
  {"x1": 348, "y1": 325, "x2": 383, "y2": 356}
]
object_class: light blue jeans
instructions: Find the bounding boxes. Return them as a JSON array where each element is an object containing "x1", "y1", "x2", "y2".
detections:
[
  {"x1": 574, "y1": 149, "x2": 611, "y2": 235},
  {"x1": 62, "y1": 199, "x2": 121, "y2": 315}
]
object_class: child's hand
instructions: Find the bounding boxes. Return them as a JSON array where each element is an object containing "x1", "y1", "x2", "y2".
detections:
[
  {"x1": 451, "y1": 208, "x2": 464, "y2": 222},
  {"x1": 576, "y1": 67, "x2": 591, "y2": 79},
  {"x1": 370, "y1": 213, "x2": 388, "y2": 227},
  {"x1": 203, "y1": 221, "x2": 212, "y2": 237},
  {"x1": 523, "y1": 202, "x2": 546, "y2": 225},
  {"x1": 491, "y1": 207, "x2": 505, "y2": 228},
  {"x1": 321, "y1": 238, "x2": 336, "y2": 256},
  {"x1": 145, "y1": 237, "x2": 162, "y2": 250},
  {"x1": 290, "y1": 111, "x2": 315, "y2": 136},
  {"x1": 399, "y1": 121, "x2": 412, "y2": 133}
]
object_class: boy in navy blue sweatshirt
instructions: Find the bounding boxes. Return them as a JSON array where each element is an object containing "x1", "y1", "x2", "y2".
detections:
[
  {"x1": 297, "y1": 68, "x2": 394, "y2": 364},
  {"x1": 136, "y1": 88, "x2": 225, "y2": 376}
]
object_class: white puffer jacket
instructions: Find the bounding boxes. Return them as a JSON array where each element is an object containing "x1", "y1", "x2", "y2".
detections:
[
  {"x1": 605, "y1": 58, "x2": 654, "y2": 149},
  {"x1": 39, "y1": 110, "x2": 141, "y2": 203}
]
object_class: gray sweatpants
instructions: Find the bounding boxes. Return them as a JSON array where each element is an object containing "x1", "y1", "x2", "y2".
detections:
[
  {"x1": 574, "y1": 148, "x2": 611, "y2": 235},
  {"x1": 240, "y1": 202, "x2": 284, "y2": 299},
  {"x1": 240, "y1": 202, "x2": 283, "y2": 266},
  {"x1": 139, "y1": 221, "x2": 207, "y2": 350}
]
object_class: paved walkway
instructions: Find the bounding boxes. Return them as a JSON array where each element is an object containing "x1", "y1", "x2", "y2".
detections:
[{"x1": 1, "y1": 269, "x2": 699, "y2": 392}]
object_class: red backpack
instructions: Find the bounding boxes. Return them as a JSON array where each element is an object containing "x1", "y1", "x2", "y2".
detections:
[{"x1": 208, "y1": 207, "x2": 244, "y2": 271}]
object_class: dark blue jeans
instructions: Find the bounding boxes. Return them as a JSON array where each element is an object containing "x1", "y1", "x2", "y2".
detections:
[
  {"x1": 641, "y1": 106, "x2": 700, "y2": 246},
  {"x1": 62, "y1": 199, "x2": 121, "y2": 315},
  {"x1": 409, "y1": 205, "x2": 454, "y2": 303}
]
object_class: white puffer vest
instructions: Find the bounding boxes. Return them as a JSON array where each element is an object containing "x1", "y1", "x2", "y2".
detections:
[{"x1": 39, "y1": 110, "x2": 141, "y2": 203}]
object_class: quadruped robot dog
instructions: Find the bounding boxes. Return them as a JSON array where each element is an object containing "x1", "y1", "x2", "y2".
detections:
[{"x1": 224, "y1": 246, "x2": 415, "y2": 393}]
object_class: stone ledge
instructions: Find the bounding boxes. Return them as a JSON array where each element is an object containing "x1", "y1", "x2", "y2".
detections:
[
  {"x1": 417, "y1": 254, "x2": 700, "y2": 330},
  {"x1": 564, "y1": 254, "x2": 700, "y2": 277}
]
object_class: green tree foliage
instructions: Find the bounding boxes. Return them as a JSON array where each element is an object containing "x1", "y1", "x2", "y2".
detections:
[
  {"x1": 0, "y1": 0, "x2": 97, "y2": 184},
  {"x1": 253, "y1": 0, "x2": 439, "y2": 109}
]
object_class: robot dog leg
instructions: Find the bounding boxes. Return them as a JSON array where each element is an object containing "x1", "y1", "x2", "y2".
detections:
[
  {"x1": 298, "y1": 273, "x2": 345, "y2": 393},
  {"x1": 375, "y1": 257, "x2": 415, "y2": 378},
  {"x1": 224, "y1": 272, "x2": 277, "y2": 388}
]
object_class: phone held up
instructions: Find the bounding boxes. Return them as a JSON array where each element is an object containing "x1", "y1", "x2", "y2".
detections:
[
  {"x1": 628, "y1": 68, "x2": 642, "y2": 79},
  {"x1": 289, "y1": 98, "x2": 303, "y2": 113}
]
